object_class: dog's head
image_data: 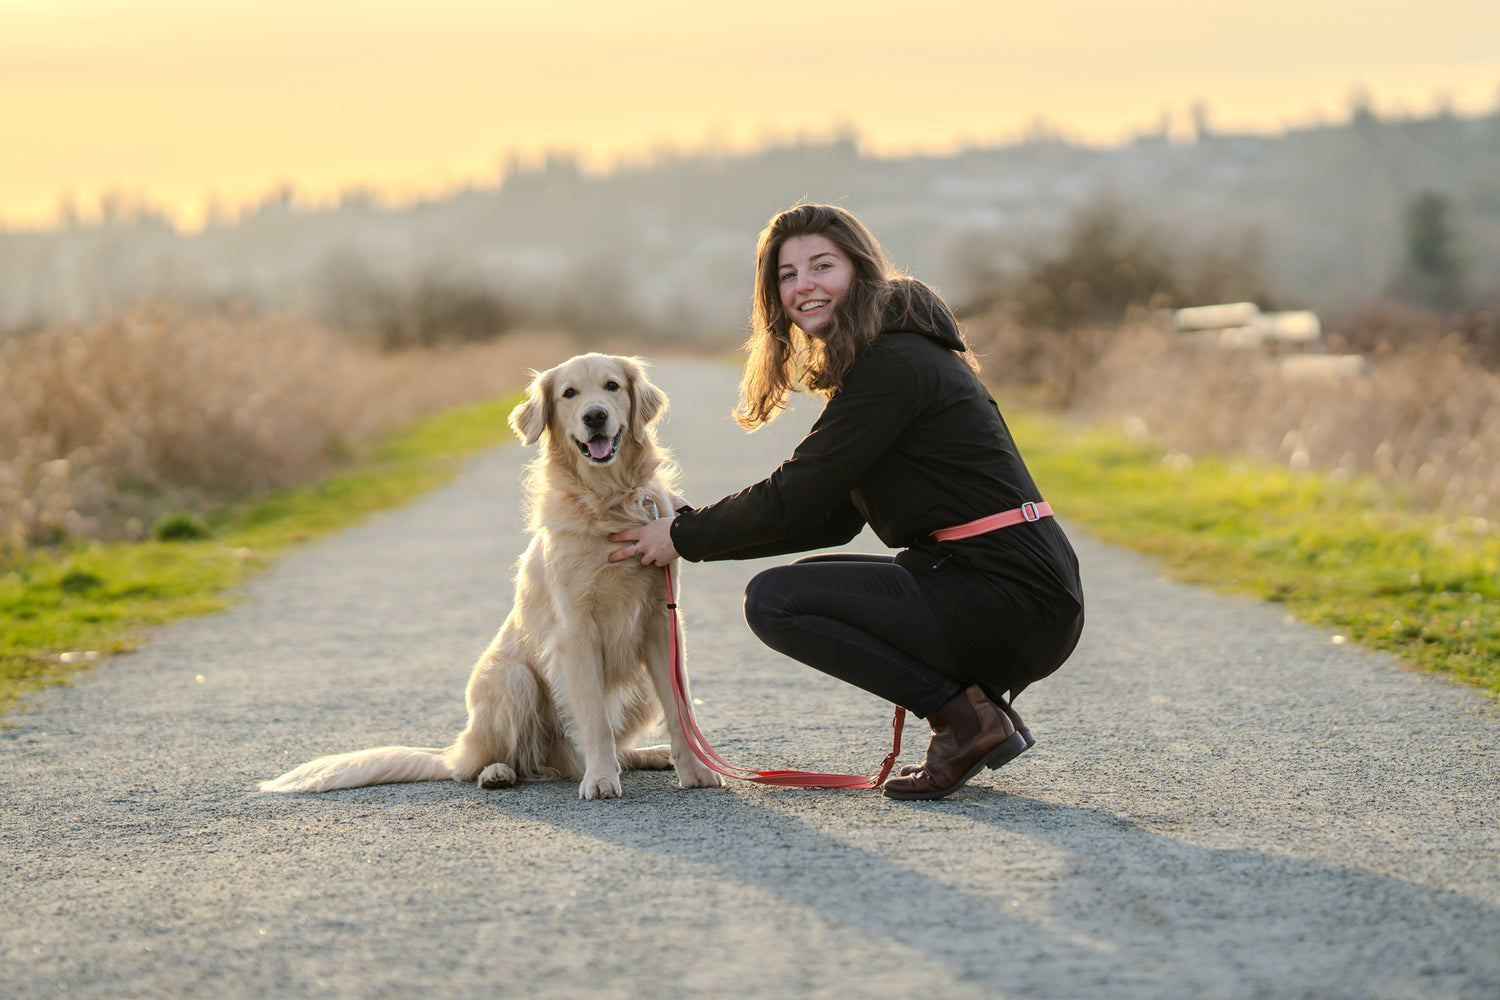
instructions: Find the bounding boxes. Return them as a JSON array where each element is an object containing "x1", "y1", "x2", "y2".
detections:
[{"x1": 508, "y1": 354, "x2": 667, "y2": 469}]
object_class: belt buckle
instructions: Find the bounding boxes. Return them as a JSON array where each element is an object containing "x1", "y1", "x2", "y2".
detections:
[{"x1": 1021, "y1": 502, "x2": 1040, "y2": 522}]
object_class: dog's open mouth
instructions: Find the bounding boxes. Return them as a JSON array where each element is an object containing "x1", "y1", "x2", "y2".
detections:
[{"x1": 575, "y1": 428, "x2": 623, "y2": 464}]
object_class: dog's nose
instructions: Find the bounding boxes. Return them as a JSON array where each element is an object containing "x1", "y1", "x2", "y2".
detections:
[{"x1": 582, "y1": 406, "x2": 609, "y2": 431}]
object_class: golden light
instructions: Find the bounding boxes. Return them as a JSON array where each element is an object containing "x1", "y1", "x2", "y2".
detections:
[{"x1": 2, "y1": 0, "x2": 1496, "y2": 228}]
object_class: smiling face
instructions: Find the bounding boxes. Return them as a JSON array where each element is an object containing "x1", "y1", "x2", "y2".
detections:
[
  {"x1": 777, "y1": 234, "x2": 854, "y2": 338},
  {"x1": 507, "y1": 353, "x2": 668, "y2": 476},
  {"x1": 551, "y1": 356, "x2": 631, "y2": 466}
]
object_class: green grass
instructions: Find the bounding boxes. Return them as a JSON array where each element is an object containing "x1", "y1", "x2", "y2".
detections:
[
  {"x1": 0, "y1": 392, "x2": 524, "y2": 716},
  {"x1": 1012, "y1": 412, "x2": 1499, "y2": 696}
]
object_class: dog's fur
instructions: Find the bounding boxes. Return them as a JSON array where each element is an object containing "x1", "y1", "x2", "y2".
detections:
[{"x1": 260, "y1": 354, "x2": 722, "y2": 800}]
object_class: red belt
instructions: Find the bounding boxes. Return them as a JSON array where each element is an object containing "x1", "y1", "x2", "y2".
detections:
[{"x1": 931, "y1": 501, "x2": 1053, "y2": 542}]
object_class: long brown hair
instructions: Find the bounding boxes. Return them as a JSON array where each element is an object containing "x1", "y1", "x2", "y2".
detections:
[{"x1": 734, "y1": 204, "x2": 974, "y2": 429}]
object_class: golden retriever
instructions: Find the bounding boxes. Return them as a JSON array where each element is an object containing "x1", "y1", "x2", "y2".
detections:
[{"x1": 260, "y1": 353, "x2": 723, "y2": 800}]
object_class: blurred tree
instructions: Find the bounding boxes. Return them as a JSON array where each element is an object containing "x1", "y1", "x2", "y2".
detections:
[
  {"x1": 1395, "y1": 190, "x2": 1465, "y2": 310},
  {"x1": 1348, "y1": 85, "x2": 1377, "y2": 129},
  {"x1": 1191, "y1": 99, "x2": 1212, "y2": 142},
  {"x1": 56, "y1": 192, "x2": 81, "y2": 229},
  {"x1": 318, "y1": 253, "x2": 516, "y2": 350},
  {"x1": 98, "y1": 188, "x2": 125, "y2": 227},
  {"x1": 1178, "y1": 228, "x2": 1274, "y2": 308},
  {"x1": 1002, "y1": 200, "x2": 1180, "y2": 405},
  {"x1": 1017, "y1": 200, "x2": 1177, "y2": 330}
]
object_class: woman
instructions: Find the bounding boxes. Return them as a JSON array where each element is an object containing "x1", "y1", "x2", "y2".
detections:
[{"x1": 611, "y1": 204, "x2": 1084, "y2": 800}]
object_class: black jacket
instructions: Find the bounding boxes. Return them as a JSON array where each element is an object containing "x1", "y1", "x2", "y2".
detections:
[{"x1": 671, "y1": 309, "x2": 1084, "y2": 690}]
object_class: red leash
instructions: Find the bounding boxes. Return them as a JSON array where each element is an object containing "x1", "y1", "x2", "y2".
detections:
[
  {"x1": 657, "y1": 500, "x2": 1050, "y2": 789},
  {"x1": 663, "y1": 564, "x2": 904, "y2": 789}
]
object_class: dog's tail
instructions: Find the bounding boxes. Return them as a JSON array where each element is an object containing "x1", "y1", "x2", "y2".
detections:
[{"x1": 258, "y1": 745, "x2": 453, "y2": 793}]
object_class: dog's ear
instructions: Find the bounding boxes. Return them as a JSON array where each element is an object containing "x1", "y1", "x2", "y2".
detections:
[
  {"x1": 625, "y1": 358, "x2": 667, "y2": 442},
  {"x1": 508, "y1": 368, "x2": 552, "y2": 446}
]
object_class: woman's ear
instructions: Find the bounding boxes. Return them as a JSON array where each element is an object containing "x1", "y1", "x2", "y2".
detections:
[
  {"x1": 508, "y1": 368, "x2": 552, "y2": 446},
  {"x1": 626, "y1": 358, "x2": 667, "y2": 442}
]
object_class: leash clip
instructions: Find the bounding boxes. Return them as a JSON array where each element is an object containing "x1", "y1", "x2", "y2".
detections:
[
  {"x1": 1021, "y1": 501, "x2": 1040, "y2": 522},
  {"x1": 643, "y1": 497, "x2": 661, "y2": 521}
]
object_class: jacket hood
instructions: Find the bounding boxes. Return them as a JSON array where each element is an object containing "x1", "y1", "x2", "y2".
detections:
[{"x1": 880, "y1": 293, "x2": 966, "y2": 352}]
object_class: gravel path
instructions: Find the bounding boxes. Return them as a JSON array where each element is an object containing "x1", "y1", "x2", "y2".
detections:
[{"x1": 4, "y1": 356, "x2": 1498, "y2": 999}]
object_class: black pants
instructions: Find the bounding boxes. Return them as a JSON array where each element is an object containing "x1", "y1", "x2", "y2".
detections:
[{"x1": 743, "y1": 553, "x2": 968, "y2": 718}]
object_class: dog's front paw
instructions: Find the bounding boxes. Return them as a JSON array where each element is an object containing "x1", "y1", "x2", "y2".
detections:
[
  {"x1": 477, "y1": 763, "x2": 517, "y2": 790},
  {"x1": 578, "y1": 770, "x2": 623, "y2": 800},
  {"x1": 674, "y1": 754, "x2": 725, "y2": 789}
]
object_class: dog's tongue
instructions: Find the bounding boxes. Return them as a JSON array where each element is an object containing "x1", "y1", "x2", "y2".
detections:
[{"x1": 587, "y1": 436, "x2": 613, "y2": 460}]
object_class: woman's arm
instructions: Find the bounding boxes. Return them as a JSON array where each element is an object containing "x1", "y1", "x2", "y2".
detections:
[
  {"x1": 669, "y1": 343, "x2": 918, "y2": 562},
  {"x1": 675, "y1": 494, "x2": 864, "y2": 561}
]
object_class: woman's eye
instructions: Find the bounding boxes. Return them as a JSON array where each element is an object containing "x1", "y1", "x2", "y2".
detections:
[
  {"x1": 561, "y1": 387, "x2": 577, "y2": 399},
  {"x1": 779, "y1": 272, "x2": 795, "y2": 283},
  {"x1": 605, "y1": 380, "x2": 620, "y2": 392}
]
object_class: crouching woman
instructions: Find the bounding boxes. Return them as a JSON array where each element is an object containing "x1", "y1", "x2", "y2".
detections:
[{"x1": 612, "y1": 203, "x2": 1084, "y2": 800}]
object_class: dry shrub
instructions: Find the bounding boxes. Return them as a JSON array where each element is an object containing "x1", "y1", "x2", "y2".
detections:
[
  {"x1": 961, "y1": 200, "x2": 1498, "y2": 514},
  {"x1": 0, "y1": 306, "x2": 573, "y2": 553},
  {"x1": 1331, "y1": 301, "x2": 1500, "y2": 371},
  {"x1": 320, "y1": 261, "x2": 520, "y2": 350},
  {"x1": 966, "y1": 305, "x2": 1123, "y2": 407},
  {"x1": 1072, "y1": 321, "x2": 1500, "y2": 514}
]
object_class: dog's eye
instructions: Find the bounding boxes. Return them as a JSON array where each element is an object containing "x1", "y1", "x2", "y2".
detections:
[
  {"x1": 561, "y1": 387, "x2": 577, "y2": 399},
  {"x1": 604, "y1": 380, "x2": 620, "y2": 392}
]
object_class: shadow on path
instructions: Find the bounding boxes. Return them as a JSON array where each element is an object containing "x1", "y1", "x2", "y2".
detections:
[{"x1": 491, "y1": 778, "x2": 1499, "y2": 999}]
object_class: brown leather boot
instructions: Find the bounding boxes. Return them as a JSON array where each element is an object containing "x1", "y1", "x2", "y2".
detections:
[
  {"x1": 898, "y1": 689, "x2": 1034, "y2": 777},
  {"x1": 883, "y1": 685, "x2": 1027, "y2": 800}
]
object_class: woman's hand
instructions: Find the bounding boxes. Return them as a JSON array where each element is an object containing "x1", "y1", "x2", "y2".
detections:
[{"x1": 608, "y1": 515, "x2": 678, "y2": 567}]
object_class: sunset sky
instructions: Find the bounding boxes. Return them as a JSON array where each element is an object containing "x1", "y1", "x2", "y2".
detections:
[{"x1": 4, "y1": 0, "x2": 1498, "y2": 229}]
